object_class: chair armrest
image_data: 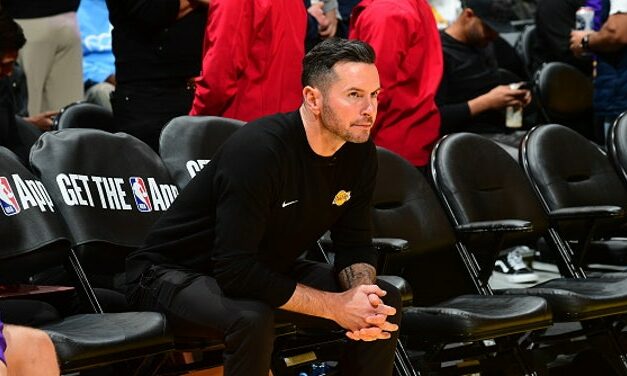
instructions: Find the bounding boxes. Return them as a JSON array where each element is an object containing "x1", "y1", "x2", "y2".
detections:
[
  {"x1": 549, "y1": 205, "x2": 624, "y2": 221},
  {"x1": 455, "y1": 220, "x2": 533, "y2": 234},
  {"x1": 372, "y1": 238, "x2": 409, "y2": 254},
  {"x1": 377, "y1": 275, "x2": 413, "y2": 306},
  {"x1": 319, "y1": 237, "x2": 409, "y2": 254}
]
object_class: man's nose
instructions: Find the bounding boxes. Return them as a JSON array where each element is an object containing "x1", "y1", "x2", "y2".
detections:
[{"x1": 362, "y1": 97, "x2": 376, "y2": 117}]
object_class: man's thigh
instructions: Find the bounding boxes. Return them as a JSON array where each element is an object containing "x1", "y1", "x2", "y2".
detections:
[{"x1": 140, "y1": 269, "x2": 272, "y2": 339}]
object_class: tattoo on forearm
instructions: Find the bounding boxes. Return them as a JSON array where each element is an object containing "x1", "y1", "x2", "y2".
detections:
[{"x1": 338, "y1": 263, "x2": 376, "y2": 290}]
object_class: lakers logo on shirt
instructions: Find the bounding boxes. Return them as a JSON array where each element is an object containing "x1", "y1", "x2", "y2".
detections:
[{"x1": 332, "y1": 190, "x2": 351, "y2": 206}]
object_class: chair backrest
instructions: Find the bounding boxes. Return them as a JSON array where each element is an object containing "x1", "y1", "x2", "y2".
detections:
[
  {"x1": 373, "y1": 147, "x2": 474, "y2": 305},
  {"x1": 431, "y1": 133, "x2": 549, "y2": 253},
  {"x1": 159, "y1": 116, "x2": 244, "y2": 189},
  {"x1": 53, "y1": 102, "x2": 115, "y2": 132},
  {"x1": 522, "y1": 123, "x2": 627, "y2": 216},
  {"x1": 515, "y1": 24, "x2": 537, "y2": 78},
  {"x1": 30, "y1": 129, "x2": 178, "y2": 275},
  {"x1": 608, "y1": 111, "x2": 627, "y2": 186},
  {"x1": 0, "y1": 146, "x2": 70, "y2": 283},
  {"x1": 14, "y1": 116, "x2": 42, "y2": 157},
  {"x1": 533, "y1": 62, "x2": 594, "y2": 138}
]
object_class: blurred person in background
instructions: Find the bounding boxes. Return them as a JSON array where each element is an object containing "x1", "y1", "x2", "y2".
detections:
[
  {"x1": 350, "y1": 0, "x2": 443, "y2": 171},
  {"x1": 106, "y1": 0, "x2": 208, "y2": 151},
  {"x1": 2, "y1": 0, "x2": 83, "y2": 115},
  {"x1": 78, "y1": 0, "x2": 115, "y2": 111},
  {"x1": 190, "y1": 0, "x2": 306, "y2": 122},
  {"x1": 570, "y1": 0, "x2": 627, "y2": 140}
]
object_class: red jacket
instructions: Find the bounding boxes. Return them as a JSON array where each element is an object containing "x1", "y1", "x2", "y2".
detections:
[
  {"x1": 350, "y1": 0, "x2": 443, "y2": 167},
  {"x1": 190, "y1": 0, "x2": 306, "y2": 121}
]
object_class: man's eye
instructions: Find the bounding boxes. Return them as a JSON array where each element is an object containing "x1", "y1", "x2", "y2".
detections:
[{"x1": 349, "y1": 92, "x2": 361, "y2": 98}]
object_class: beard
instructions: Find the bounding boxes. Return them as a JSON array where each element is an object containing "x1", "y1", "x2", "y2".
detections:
[{"x1": 320, "y1": 98, "x2": 372, "y2": 144}]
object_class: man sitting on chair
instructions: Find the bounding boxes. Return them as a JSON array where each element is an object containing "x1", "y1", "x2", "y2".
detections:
[{"x1": 126, "y1": 38, "x2": 401, "y2": 376}]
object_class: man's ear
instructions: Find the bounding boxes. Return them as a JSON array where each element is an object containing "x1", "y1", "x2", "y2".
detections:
[
  {"x1": 303, "y1": 86, "x2": 322, "y2": 116},
  {"x1": 462, "y1": 8, "x2": 474, "y2": 19}
]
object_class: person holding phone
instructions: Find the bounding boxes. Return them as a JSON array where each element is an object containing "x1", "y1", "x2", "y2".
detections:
[
  {"x1": 436, "y1": 0, "x2": 533, "y2": 144},
  {"x1": 436, "y1": 0, "x2": 537, "y2": 285}
]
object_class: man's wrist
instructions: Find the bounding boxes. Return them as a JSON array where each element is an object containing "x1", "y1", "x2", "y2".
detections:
[{"x1": 581, "y1": 33, "x2": 592, "y2": 51}]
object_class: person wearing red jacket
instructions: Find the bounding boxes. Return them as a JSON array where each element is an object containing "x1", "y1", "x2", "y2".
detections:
[
  {"x1": 190, "y1": 0, "x2": 307, "y2": 121},
  {"x1": 350, "y1": 0, "x2": 443, "y2": 168}
]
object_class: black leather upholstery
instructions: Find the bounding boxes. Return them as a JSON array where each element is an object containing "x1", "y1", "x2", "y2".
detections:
[
  {"x1": 515, "y1": 24, "x2": 536, "y2": 78},
  {"x1": 432, "y1": 133, "x2": 548, "y2": 258},
  {"x1": 608, "y1": 111, "x2": 627, "y2": 186},
  {"x1": 533, "y1": 62, "x2": 594, "y2": 138},
  {"x1": 522, "y1": 124, "x2": 627, "y2": 264},
  {"x1": 159, "y1": 115, "x2": 244, "y2": 189},
  {"x1": 0, "y1": 147, "x2": 69, "y2": 282},
  {"x1": 523, "y1": 124, "x2": 627, "y2": 214},
  {"x1": 30, "y1": 129, "x2": 178, "y2": 276},
  {"x1": 403, "y1": 295, "x2": 550, "y2": 342},
  {"x1": 432, "y1": 132, "x2": 627, "y2": 323},
  {"x1": 42, "y1": 312, "x2": 172, "y2": 371},
  {"x1": 373, "y1": 147, "x2": 552, "y2": 357},
  {"x1": 53, "y1": 102, "x2": 115, "y2": 132},
  {"x1": 503, "y1": 278, "x2": 627, "y2": 321},
  {"x1": 0, "y1": 146, "x2": 174, "y2": 372},
  {"x1": 373, "y1": 147, "x2": 473, "y2": 305}
]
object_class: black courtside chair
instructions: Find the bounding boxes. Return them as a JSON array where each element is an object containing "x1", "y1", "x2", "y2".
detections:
[
  {"x1": 29, "y1": 129, "x2": 224, "y2": 373},
  {"x1": 533, "y1": 62, "x2": 595, "y2": 140},
  {"x1": 159, "y1": 115, "x2": 244, "y2": 189},
  {"x1": 521, "y1": 123, "x2": 627, "y2": 271},
  {"x1": 371, "y1": 146, "x2": 552, "y2": 375},
  {"x1": 608, "y1": 111, "x2": 627, "y2": 187},
  {"x1": 0, "y1": 145, "x2": 172, "y2": 374},
  {"x1": 431, "y1": 132, "x2": 627, "y2": 374},
  {"x1": 53, "y1": 101, "x2": 115, "y2": 132}
]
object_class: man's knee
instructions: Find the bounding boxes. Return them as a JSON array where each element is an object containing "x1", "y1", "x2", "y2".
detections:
[{"x1": 229, "y1": 303, "x2": 275, "y2": 339}]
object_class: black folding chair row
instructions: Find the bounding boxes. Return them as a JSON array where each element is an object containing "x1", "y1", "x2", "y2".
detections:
[
  {"x1": 370, "y1": 147, "x2": 551, "y2": 375},
  {"x1": 12, "y1": 118, "x2": 412, "y2": 376},
  {"x1": 0, "y1": 146, "x2": 172, "y2": 374},
  {"x1": 424, "y1": 129, "x2": 627, "y2": 374}
]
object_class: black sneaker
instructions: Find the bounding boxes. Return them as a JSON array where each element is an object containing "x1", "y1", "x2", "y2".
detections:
[{"x1": 494, "y1": 246, "x2": 539, "y2": 283}]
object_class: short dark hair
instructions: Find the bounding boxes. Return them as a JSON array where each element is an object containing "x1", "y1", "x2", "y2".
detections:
[
  {"x1": 0, "y1": 9, "x2": 26, "y2": 54},
  {"x1": 301, "y1": 38, "x2": 376, "y2": 91}
]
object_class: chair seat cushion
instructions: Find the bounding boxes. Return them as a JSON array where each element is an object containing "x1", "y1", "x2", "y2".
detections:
[
  {"x1": 401, "y1": 295, "x2": 551, "y2": 342},
  {"x1": 502, "y1": 278, "x2": 627, "y2": 321},
  {"x1": 42, "y1": 312, "x2": 172, "y2": 370}
]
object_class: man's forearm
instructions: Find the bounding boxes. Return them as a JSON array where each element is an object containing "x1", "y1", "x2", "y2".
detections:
[
  {"x1": 338, "y1": 262, "x2": 376, "y2": 290},
  {"x1": 588, "y1": 14, "x2": 627, "y2": 52},
  {"x1": 279, "y1": 283, "x2": 335, "y2": 319}
]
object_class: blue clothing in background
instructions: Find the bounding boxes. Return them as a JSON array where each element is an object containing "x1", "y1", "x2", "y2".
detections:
[
  {"x1": 0, "y1": 317, "x2": 6, "y2": 365},
  {"x1": 78, "y1": 0, "x2": 115, "y2": 86}
]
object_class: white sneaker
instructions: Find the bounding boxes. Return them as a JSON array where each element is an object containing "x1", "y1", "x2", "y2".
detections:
[{"x1": 494, "y1": 247, "x2": 539, "y2": 283}]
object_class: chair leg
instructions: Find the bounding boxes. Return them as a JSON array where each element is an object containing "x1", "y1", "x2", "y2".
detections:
[
  {"x1": 582, "y1": 320, "x2": 627, "y2": 376},
  {"x1": 394, "y1": 339, "x2": 421, "y2": 376},
  {"x1": 511, "y1": 345, "x2": 538, "y2": 376}
]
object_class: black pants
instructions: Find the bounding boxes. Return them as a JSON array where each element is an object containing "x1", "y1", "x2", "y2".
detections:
[
  {"x1": 129, "y1": 260, "x2": 402, "y2": 376},
  {"x1": 111, "y1": 80, "x2": 195, "y2": 152}
]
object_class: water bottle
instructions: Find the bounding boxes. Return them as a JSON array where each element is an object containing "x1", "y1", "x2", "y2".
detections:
[
  {"x1": 311, "y1": 361, "x2": 327, "y2": 376},
  {"x1": 506, "y1": 83, "x2": 523, "y2": 128}
]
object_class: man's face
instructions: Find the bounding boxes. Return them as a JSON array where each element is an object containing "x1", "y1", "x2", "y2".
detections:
[
  {"x1": 0, "y1": 51, "x2": 18, "y2": 78},
  {"x1": 466, "y1": 16, "x2": 499, "y2": 48},
  {"x1": 319, "y1": 62, "x2": 380, "y2": 144}
]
